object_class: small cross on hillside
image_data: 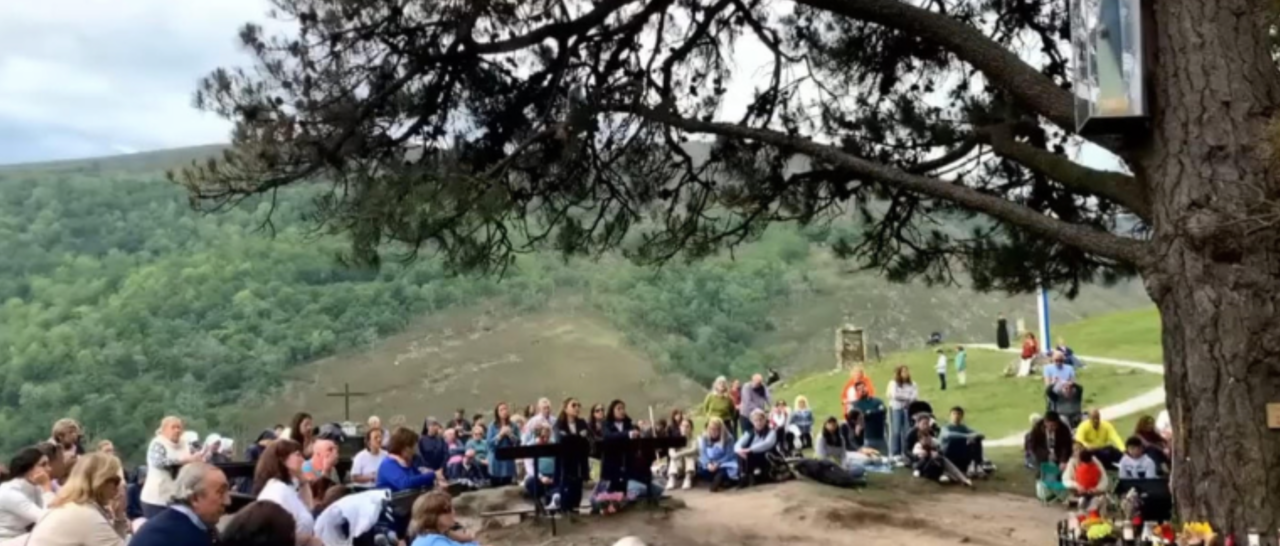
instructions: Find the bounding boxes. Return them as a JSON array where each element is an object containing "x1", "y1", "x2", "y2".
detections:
[{"x1": 326, "y1": 383, "x2": 369, "y2": 422}]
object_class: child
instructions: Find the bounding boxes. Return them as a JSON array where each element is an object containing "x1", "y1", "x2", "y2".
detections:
[
  {"x1": 935, "y1": 348, "x2": 948, "y2": 391},
  {"x1": 954, "y1": 345, "x2": 967, "y2": 387},
  {"x1": 792, "y1": 396, "x2": 814, "y2": 450},
  {"x1": 1118, "y1": 436, "x2": 1159, "y2": 479}
]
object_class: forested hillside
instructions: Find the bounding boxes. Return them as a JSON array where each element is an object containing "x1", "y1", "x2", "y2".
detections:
[{"x1": 0, "y1": 155, "x2": 1152, "y2": 460}]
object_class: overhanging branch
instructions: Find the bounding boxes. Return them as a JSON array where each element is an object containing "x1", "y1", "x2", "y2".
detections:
[
  {"x1": 981, "y1": 127, "x2": 1152, "y2": 220},
  {"x1": 796, "y1": 0, "x2": 1078, "y2": 135},
  {"x1": 625, "y1": 105, "x2": 1151, "y2": 266}
]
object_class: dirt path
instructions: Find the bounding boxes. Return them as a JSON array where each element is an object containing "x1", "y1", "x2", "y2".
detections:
[
  {"x1": 462, "y1": 481, "x2": 1063, "y2": 546},
  {"x1": 963, "y1": 345, "x2": 1166, "y2": 447}
]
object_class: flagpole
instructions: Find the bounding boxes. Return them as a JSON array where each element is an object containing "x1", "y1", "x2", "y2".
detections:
[{"x1": 1038, "y1": 284, "x2": 1052, "y2": 355}]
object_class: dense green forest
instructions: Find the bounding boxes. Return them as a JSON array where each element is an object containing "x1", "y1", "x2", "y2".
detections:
[
  {"x1": 0, "y1": 152, "x2": 1152, "y2": 460},
  {"x1": 0, "y1": 163, "x2": 846, "y2": 458}
]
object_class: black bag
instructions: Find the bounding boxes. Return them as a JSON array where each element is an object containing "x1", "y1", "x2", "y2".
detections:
[{"x1": 793, "y1": 459, "x2": 865, "y2": 488}]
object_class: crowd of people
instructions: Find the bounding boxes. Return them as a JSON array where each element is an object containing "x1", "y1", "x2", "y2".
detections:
[{"x1": 0, "y1": 330, "x2": 1173, "y2": 546}]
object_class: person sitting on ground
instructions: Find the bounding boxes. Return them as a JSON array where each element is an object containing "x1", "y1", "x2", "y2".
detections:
[
  {"x1": 463, "y1": 425, "x2": 492, "y2": 484},
  {"x1": 1018, "y1": 332, "x2": 1040, "y2": 377},
  {"x1": 1055, "y1": 337, "x2": 1081, "y2": 367},
  {"x1": 1026, "y1": 411, "x2": 1073, "y2": 472},
  {"x1": 669, "y1": 409, "x2": 687, "y2": 434},
  {"x1": 301, "y1": 439, "x2": 340, "y2": 498},
  {"x1": 697, "y1": 418, "x2": 739, "y2": 492},
  {"x1": 814, "y1": 417, "x2": 850, "y2": 464},
  {"x1": 910, "y1": 425, "x2": 948, "y2": 482},
  {"x1": 376, "y1": 428, "x2": 438, "y2": 493},
  {"x1": 351, "y1": 428, "x2": 387, "y2": 485},
  {"x1": 27, "y1": 453, "x2": 129, "y2": 546},
  {"x1": 666, "y1": 419, "x2": 697, "y2": 491},
  {"x1": 417, "y1": 418, "x2": 449, "y2": 473},
  {"x1": 1074, "y1": 409, "x2": 1125, "y2": 468},
  {"x1": 252, "y1": 439, "x2": 322, "y2": 546},
  {"x1": 140, "y1": 416, "x2": 203, "y2": 519},
  {"x1": 734, "y1": 409, "x2": 778, "y2": 489},
  {"x1": 485, "y1": 403, "x2": 520, "y2": 487},
  {"x1": 838, "y1": 409, "x2": 866, "y2": 455},
  {"x1": 407, "y1": 491, "x2": 479, "y2": 546},
  {"x1": 448, "y1": 409, "x2": 471, "y2": 435},
  {"x1": 839, "y1": 365, "x2": 876, "y2": 414},
  {"x1": 939, "y1": 407, "x2": 987, "y2": 478},
  {"x1": 522, "y1": 424, "x2": 560, "y2": 509},
  {"x1": 1063, "y1": 441, "x2": 1109, "y2": 511},
  {"x1": 442, "y1": 429, "x2": 468, "y2": 481},
  {"x1": 791, "y1": 396, "x2": 814, "y2": 450},
  {"x1": 218, "y1": 501, "x2": 297, "y2": 546},
  {"x1": 851, "y1": 382, "x2": 889, "y2": 455},
  {"x1": 286, "y1": 413, "x2": 317, "y2": 458},
  {"x1": 904, "y1": 414, "x2": 938, "y2": 466},
  {"x1": 130, "y1": 463, "x2": 229, "y2": 546},
  {"x1": 739, "y1": 374, "x2": 772, "y2": 438},
  {"x1": 1118, "y1": 437, "x2": 1159, "y2": 480},
  {"x1": 0, "y1": 446, "x2": 55, "y2": 542},
  {"x1": 1133, "y1": 415, "x2": 1170, "y2": 472},
  {"x1": 552, "y1": 398, "x2": 590, "y2": 510},
  {"x1": 1044, "y1": 351, "x2": 1082, "y2": 408}
]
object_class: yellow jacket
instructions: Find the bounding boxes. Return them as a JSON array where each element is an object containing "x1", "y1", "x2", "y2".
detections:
[{"x1": 1074, "y1": 419, "x2": 1124, "y2": 451}]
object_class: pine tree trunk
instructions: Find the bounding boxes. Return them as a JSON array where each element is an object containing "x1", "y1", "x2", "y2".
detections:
[{"x1": 1140, "y1": 0, "x2": 1280, "y2": 533}]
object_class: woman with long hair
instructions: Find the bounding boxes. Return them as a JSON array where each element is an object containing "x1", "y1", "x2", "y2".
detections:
[
  {"x1": 26, "y1": 453, "x2": 127, "y2": 546},
  {"x1": 286, "y1": 413, "x2": 316, "y2": 458},
  {"x1": 0, "y1": 446, "x2": 54, "y2": 540},
  {"x1": 139, "y1": 416, "x2": 201, "y2": 519},
  {"x1": 407, "y1": 491, "x2": 475, "y2": 546},
  {"x1": 666, "y1": 419, "x2": 697, "y2": 491},
  {"x1": 485, "y1": 403, "x2": 519, "y2": 487},
  {"x1": 253, "y1": 439, "x2": 321, "y2": 546},
  {"x1": 598, "y1": 400, "x2": 636, "y2": 490},
  {"x1": 1133, "y1": 415, "x2": 1170, "y2": 471},
  {"x1": 553, "y1": 398, "x2": 590, "y2": 510},
  {"x1": 886, "y1": 365, "x2": 918, "y2": 460},
  {"x1": 696, "y1": 418, "x2": 738, "y2": 493}
]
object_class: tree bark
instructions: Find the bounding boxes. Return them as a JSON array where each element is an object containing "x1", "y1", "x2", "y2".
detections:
[{"x1": 1140, "y1": 0, "x2": 1280, "y2": 533}]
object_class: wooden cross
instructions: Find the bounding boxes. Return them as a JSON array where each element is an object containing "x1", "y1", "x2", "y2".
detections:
[{"x1": 325, "y1": 383, "x2": 369, "y2": 422}]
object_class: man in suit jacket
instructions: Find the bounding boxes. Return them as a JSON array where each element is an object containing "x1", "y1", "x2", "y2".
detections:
[{"x1": 131, "y1": 463, "x2": 230, "y2": 546}]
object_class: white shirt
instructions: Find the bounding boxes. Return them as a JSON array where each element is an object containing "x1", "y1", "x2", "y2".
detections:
[
  {"x1": 258, "y1": 478, "x2": 314, "y2": 541},
  {"x1": 351, "y1": 449, "x2": 386, "y2": 480},
  {"x1": 0, "y1": 479, "x2": 54, "y2": 539},
  {"x1": 886, "y1": 380, "x2": 919, "y2": 410},
  {"x1": 936, "y1": 355, "x2": 947, "y2": 374}
]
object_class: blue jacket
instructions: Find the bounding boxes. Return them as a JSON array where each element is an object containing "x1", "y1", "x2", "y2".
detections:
[
  {"x1": 130, "y1": 507, "x2": 210, "y2": 546},
  {"x1": 485, "y1": 423, "x2": 520, "y2": 479},
  {"x1": 376, "y1": 456, "x2": 436, "y2": 492},
  {"x1": 417, "y1": 435, "x2": 448, "y2": 471}
]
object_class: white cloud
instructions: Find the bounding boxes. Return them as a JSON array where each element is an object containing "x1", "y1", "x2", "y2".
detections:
[{"x1": 0, "y1": 0, "x2": 269, "y2": 164}]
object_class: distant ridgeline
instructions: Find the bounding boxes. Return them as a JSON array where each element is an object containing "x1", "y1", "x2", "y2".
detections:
[{"x1": 0, "y1": 148, "x2": 1152, "y2": 462}]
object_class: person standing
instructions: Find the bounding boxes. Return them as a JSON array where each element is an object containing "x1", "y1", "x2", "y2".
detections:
[
  {"x1": 954, "y1": 346, "x2": 968, "y2": 387},
  {"x1": 996, "y1": 314, "x2": 1010, "y2": 350},
  {"x1": 885, "y1": 366, "x2": 918, "y2": 460},
  {"x1": 935, "y1": 349, "x2": 948, "y2": 391},
  {"x1": 738, "y1": 375, "x2": 771, "y2": 438}
]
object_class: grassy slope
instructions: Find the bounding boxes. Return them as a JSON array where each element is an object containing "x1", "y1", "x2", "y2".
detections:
[{"x1": 772, "y1": 307, "x2": 1165, "y2": 498}]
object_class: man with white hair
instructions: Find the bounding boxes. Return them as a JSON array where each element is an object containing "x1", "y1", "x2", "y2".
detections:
[
  {"x1": 130, "y1": 463, "x2": 229, "y2": 546},
  {"x1": 738, "y1": 374, "x2": 772, "y2": 438},
  {"x1": 303, "y1": 439, "x2": 340, "y2": 486}
]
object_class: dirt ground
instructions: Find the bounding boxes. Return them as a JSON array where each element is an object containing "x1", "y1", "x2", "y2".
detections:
[{"x1": 454, "y1": 481, "x2": 1062, "y2": 546}]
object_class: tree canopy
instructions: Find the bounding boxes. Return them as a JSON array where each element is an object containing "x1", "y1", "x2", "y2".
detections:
[{"x1": 179, "y1": 0, "x2": 1148, "y2": 298}]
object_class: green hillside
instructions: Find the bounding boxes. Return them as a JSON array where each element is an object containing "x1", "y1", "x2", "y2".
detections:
[{"x1": 0, "y1": 151, "x2": 1154, "y2": 461}]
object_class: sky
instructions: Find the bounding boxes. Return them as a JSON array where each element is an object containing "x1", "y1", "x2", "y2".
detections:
[
  {"x1": 0, "y1": 0, "x2": 268, "y2": 165},
  {"x1": 0, "y1": 0, "x2": 1121, "y2": 171}
]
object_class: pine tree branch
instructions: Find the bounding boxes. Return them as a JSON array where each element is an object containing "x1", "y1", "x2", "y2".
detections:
[
  {"x1": 624, "y1": 105, "x2": 1151, "y2": 266},
  {"x1": 796, "y1": 0, "x2": 1077, "y2": 134},
  {"x1": 978, "y1": 126, "x2": 1152, "y2": 220}
]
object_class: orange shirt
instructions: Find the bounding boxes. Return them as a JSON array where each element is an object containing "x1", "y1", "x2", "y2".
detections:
[{"x1": 840, "y1": 374, "x2": 876, "y2": 411}]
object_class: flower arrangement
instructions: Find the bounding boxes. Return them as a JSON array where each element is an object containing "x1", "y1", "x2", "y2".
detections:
[
  {"x1": 1152, "y1": 523, "x2": 1177, "y2": 544},
  {"x1": 1178, "y1": 522, "x2": 1216, "y2": 545}
]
